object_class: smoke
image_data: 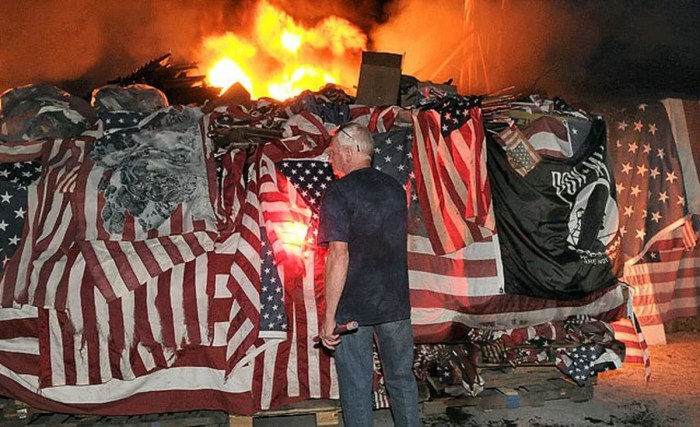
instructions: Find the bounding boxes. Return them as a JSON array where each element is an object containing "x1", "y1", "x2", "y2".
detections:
[
  {"x1": 1, "y1": 0, "x2": 698, "y2": 100},
  {"x1": 372, "y1": 0, "x2": 700, "y2": 100},
  {"x1": 0, "y1": 0, "x2": 238, "y2": 96},
  {"x1": 371, "y1": 0, "x2": 601, "y2": 99}
]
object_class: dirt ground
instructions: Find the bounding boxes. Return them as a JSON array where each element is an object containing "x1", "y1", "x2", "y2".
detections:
[{"x1": 419, "y1": 329, "x2": 700, "y2": 427}]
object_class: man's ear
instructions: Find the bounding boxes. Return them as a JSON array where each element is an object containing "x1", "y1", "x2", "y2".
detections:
[{"x1": 341, "y1": 146, "x2": 354, "y2": 163}]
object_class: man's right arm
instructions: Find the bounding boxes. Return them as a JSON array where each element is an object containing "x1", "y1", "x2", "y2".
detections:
[{"x1": 320, "y1": 241, "x2": 349, "y2": 350}]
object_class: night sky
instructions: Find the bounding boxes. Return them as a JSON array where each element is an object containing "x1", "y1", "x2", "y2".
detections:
[{"x1": 0, "y1": 0, "x2": 698, "y2": 103}]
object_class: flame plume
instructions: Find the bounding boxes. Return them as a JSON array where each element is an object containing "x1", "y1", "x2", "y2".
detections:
[{"x1": 201, "y1": 0, "x2": 367, "y2": 100}]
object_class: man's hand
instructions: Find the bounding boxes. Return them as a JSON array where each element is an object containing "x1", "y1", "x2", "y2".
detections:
[{"x1": 320, "y1": 318, "x2": 340, "y2": 350}]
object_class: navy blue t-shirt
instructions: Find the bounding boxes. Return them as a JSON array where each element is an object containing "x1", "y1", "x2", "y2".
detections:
[{"x1": 318, "y1": 167, "x2": 410, "y2": 326}]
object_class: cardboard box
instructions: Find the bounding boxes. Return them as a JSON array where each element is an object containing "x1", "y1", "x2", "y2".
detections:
[{"x1": 355, "y1": 51, "x2": 403, "y2": 106}]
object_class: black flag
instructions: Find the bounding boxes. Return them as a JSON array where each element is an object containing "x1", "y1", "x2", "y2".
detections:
[{"x1": 487, "y1": 118, "x2": 621, "y2": 300}]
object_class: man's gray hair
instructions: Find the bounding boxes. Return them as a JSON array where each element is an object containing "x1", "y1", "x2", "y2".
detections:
[{"x1": 333, "y1": 123, "x2": 375, "y2": 158}]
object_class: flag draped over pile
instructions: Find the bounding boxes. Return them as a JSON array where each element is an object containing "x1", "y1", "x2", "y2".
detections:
[
  {"x1": 0, "y1": 91, "x2": 661, "y2": 416},
  {"x1": 487, "y1": 118, "x2": 622, "y2": 300},
  {"x1": 606, "y1": 101, "x2": 690, "y2": 265}
]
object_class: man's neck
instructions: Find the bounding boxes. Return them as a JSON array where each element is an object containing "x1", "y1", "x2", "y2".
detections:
[{"x1": 346, "y1": 160, "x2": 371, "y2": 175}]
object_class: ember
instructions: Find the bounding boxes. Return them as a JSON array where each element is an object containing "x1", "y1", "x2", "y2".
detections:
[{"x1": 200, "y1": 0, "x2": 367, "y2": 100}]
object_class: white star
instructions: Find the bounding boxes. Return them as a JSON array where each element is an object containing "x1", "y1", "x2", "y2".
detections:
[
  {"x1": 14, "y1": 207, "x2": 26, "y2": 219},
  {"x1": 630, "y1": 185, "x2": 641, "y2": 197},
  {"x1": 621, "y1": 163, "x2": 632, "y2": 174},
  {"x1": 636, "y1": 229, "x2": 646, "y2": 241},
  {"x1": 385, "y1": 138, "x2": 393, "y2": 145},
  {"x1": 651, "y1": 211, "x2": 662, "y2": 223},
  {"x1": 616, "y1": 182, "x2": 625, "y2": 194},
  {"x1": 0, "y1": 192, "x2": 12, "y2": 203},
  {"x1": 619, "y1": 226, "x2": 627, "y2": 237},
  {"x1": 649, "y1": 167, "x2": 660, "y2": 179},
  {"x1": 374, "y1": 147, "x2": 381, "y2": 154},
  {"x1": 636, "y1": 164, "x2": 648, "y2": 176},
  {"x1": 8, "y1": 235, "x2": 20, "y2": 245},
  {"x1": 657, "y1": 148, "x2": 665, "y2": 160},
  {"x1": 616, "y1": 139, "x2": 622, "y2": 148},
  {"x1": 617, "y1": 121, "x2": 629, "y2": 131},
  {"x1": 634, "y1": 120, "x2": 644, "y2": 132},
  {"x1": 658, "y1": 192, "x2": 669, "y2": 203},
  {"x1": 263, "y1": 313, "x2": 270, "y2": 319},
  {"x1": 648, "y1": 123, "x2": 657, "y2": 135},
  {"x1": 627, "y1": 142, "x2": 638, "y2": 153},
  {"x1": 0, "y1": 220, "x2": 7, "y2": 231},
  {"x1": 624, "y1": 206, "x2": 634, "y2": 217},
  {"x1": 642, "y1": 144, "x2": 652, "y2": 154},
  {"x1": 638, "y1": 103, "x2": 648, "y2": 111},
  {"x1": 677, "y1": 195, "x2": 686, "y2": 206},
  {"x1": 384, "y1": 155, "x2": 392, "y2": 163},
  {"x1": 665, "y1": 171, "x2": 678, "y2": 184}
]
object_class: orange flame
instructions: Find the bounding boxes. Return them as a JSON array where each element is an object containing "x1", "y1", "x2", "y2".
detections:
[{"x1": 200, "y1": 1, "x2": 367, "y2": 100}]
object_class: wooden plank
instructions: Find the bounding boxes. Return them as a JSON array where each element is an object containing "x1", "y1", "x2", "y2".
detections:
[
  {"x1": 229, "y1": 414, "x2": 254, "y2": 427},
  {"x1": 421, "y1": 375, "x2": 594, "y2": 415}
]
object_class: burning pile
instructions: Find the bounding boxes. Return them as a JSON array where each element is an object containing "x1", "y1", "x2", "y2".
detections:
[{"x1": 200, "y1": 0, "x2": 367, "y2": 100}]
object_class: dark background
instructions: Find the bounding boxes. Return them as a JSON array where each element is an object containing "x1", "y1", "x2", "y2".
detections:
[{"x1": 0, "y1": 0, "x2": 698, "y2": 103}]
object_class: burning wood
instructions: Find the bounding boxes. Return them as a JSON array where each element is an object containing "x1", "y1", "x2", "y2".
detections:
[{"x1": 108, "y1": 53, "x2": 219, "y2": 105}]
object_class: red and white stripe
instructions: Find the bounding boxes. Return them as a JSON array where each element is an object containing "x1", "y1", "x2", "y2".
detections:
[
  {"x1": 410, "y1": 107, "x2": 495, "y2": 255},
  {"x1": 224, "y1": 152, "x2": 337, "y2": 410},
  {"x1": 611, "y1": 316, "x2": 651, "y2": 381},
  {"x1": 0, "y1": 138, "x2": 47, "y2": 163},
  {"x1": 38, "y1": 247, "x2": 211, "y2": 388},
  {"x1": 225, "y1": 154, "x2": 265, "y2": 374},
  {"x1": 408, "y1": 226, "x2": 627, "y2": 343},
  {"x1": 622, "y1": 227, "x2": 700, "y2": 327},
  {"x1": 0, "y1": 306, "x2": 258, "y2": 415}
]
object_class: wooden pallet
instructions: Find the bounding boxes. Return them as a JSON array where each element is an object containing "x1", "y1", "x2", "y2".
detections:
[
  {"x1": 229, "y1": 399, "x2": 340, "y2": 427},
  {"x1": 422, "y1": 366, "x2": 594, "y2": 415}
]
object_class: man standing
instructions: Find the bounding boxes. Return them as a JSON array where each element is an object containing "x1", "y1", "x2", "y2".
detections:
[{"x1": 318, "y1": 123, "x2": 420, "y2": 426}]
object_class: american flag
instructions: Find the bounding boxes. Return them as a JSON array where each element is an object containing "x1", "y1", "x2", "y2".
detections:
[
  {"x1": 1, "y1": 108, "x2": 222, "y2": 387},
  {"x1": 410, "y1": 105, "x2": 495, "y2": 256},
  {"x1": 621, "y1": 224, "x2": 700, "y2": 328},
  {"x1": 606, "y1": 101, "x2": 689, "y2": 265},
  {"x1": 662, "y1": 99, "x2": 700, "y2": 215},
  {"x1": 0, "y1": 160, "x2": 41, "y2": 276},
  {"x1": 224, "y1": 151, "x2": 338, "y2": 410}
]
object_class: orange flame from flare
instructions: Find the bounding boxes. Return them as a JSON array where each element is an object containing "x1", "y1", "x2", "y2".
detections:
[{"x1": 201, "y1": 1, "x2": 367, "y2": 100}]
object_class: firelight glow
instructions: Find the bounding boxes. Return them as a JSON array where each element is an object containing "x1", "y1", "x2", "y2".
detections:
[
  {"x1": 278, "y1": 221, "x2": 310, "y2": 255},
  {"x1": 200, "y1": 0, "x2": 366, "y2": 100}
]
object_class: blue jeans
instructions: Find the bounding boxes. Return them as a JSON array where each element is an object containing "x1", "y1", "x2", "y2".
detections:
[{"x1": 334, "y1": 318, "x2": 420, "y2": 427}]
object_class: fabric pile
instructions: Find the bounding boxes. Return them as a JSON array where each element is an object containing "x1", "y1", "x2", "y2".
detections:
[{"x1": 0, "y1": 82, "x2": 697, "y2": 415}]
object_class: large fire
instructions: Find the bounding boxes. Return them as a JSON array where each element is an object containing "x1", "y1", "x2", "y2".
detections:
[{"x1": 201, "y1": 1, "x2": 367, "y2": 100}]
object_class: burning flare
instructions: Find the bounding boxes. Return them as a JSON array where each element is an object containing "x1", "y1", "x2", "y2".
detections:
[{"x1": 201, "y1": 0, "x2": 367, "y2": 100}]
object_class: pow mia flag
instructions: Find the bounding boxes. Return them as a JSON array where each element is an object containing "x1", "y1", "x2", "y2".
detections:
[{"x1": 487, "y1": 118, "x2": 621, "y2": 300}]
